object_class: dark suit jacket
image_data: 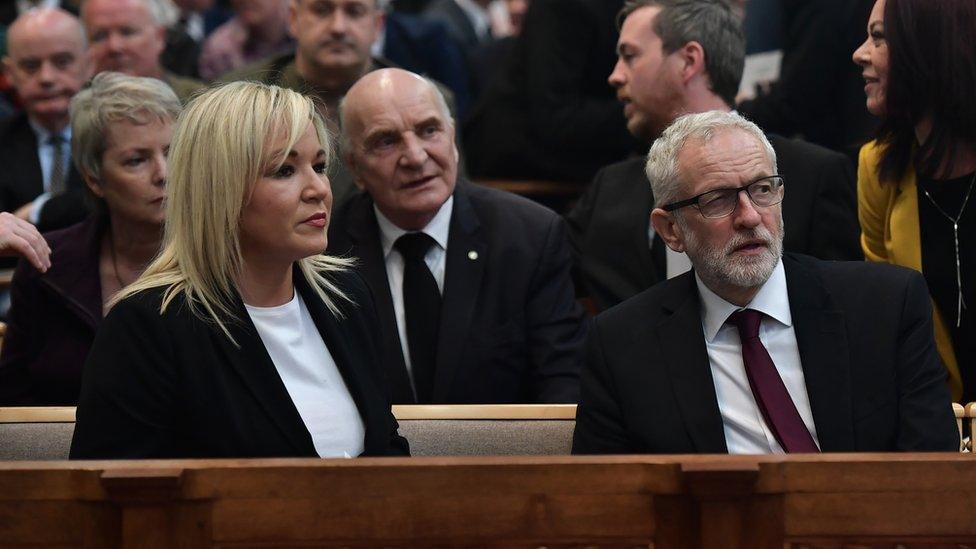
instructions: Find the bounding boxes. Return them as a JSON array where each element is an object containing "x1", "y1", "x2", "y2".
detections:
[
  {"x1": 0, "y1": 114, "x2": 88, "y2": 231},
  {"x1": 737, "y1": 0, "x2": 877, "y2": 158},
  {"x1": 328, "y1": 180, "x2": 587, "y2": 404},
  {"x1": 567, "y1": 134, "x2": 862, "y2": 312},
  {"x1": 0, "y1": 215, "x2": 103, "y2": 405},
  {"x1": 423, "y1": 0, "x2": 483, "y2": 50},
  {"x1": 383, "y1": 12, "x2": 472, "y2": 117},
  {"x1": 572, "y1": 253, "x2": 960, "y2": 454},
  {"x1": 463, "y1": 0, "x2": 638, "y2": 182},
  {"x1": 69, "y1": 267, "x2": 409, "y2": 459}
]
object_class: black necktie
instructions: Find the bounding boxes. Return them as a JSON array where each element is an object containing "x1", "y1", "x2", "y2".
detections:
[
  {"x1": 48, "y1": 134, "x2": 67, "y2": 195},
  {"x1": 394, "y1": 233, "x2": 441, "y2": 403}
]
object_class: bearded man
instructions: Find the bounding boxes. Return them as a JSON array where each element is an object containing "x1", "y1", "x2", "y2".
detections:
[{"x1": 571, "y1": 110, "x2": 958, "y2": 455}]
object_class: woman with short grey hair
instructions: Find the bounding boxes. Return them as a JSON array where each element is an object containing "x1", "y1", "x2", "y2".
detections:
[{"x1": 0, "y1": 72, "x2": 181, "y2": 405}]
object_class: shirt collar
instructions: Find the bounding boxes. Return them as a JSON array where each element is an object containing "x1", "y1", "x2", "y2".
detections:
[
  {"x1": 375, "y1": 195, "x2": 454, "y2": 258},
  {"x1": 27, "y1": 118, "x2": 71, "y2": 145},
  {"x1": 696, "y1": 257, "x2": 791, "y2": 342}
]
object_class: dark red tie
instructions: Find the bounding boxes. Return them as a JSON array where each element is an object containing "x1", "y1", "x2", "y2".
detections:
[{"x1": 727, "y1": 309, "x2": 820, "y2": 453}]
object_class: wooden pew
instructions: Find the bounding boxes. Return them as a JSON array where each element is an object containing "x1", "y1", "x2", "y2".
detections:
[
  {"x1": 0, "y1": 454, "x2": 973, "y2": 548},
  {"x1": 0, "y1": 405, "x2": 577, "y2": 459}
]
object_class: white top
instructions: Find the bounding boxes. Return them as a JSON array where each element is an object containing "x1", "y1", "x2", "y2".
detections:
[
  {"x1": 695, "y1": 258, "x2": 820, "y2": 454},
  {"x1": 245, "y1": 291, "x2": 366, "y2": 458},
  {"x1": 375, "y1": 196, "x2": 453, "y2": 386},
  {"x1": 26, "y1": 120, "x2": 71, "y2": 224}
]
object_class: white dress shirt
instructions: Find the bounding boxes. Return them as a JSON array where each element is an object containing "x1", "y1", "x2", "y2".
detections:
[
  {"x1": 26, "y1": 120, "x2": 71, "y2": 224},
  {"x1": 180, "y1": 11, "x2": 206, "y2": 43},
  {"x1": 374, "y1": 196, "x2": 453, "y2": 382},
  {"x1": 245, "y1": 291, "x2": 366, "y2": 458},
  {"x1": 696, "y1": 258, "x2": 820, "y2": 454}
]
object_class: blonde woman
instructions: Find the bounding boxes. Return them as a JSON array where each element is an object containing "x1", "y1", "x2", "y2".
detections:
[
  {"x1": 70, "y1": 82, "x2": 409, "y2": 459},
  {"x1": 0, "y1": 72, "x2": 178, "y2": 406}
]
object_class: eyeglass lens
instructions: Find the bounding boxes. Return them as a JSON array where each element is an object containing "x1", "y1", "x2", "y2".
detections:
[{"x1": 698, "y1": 177, "x2": 784, "y2": 218}]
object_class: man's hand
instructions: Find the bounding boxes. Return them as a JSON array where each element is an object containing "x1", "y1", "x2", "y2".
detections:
[{"x1": 0, "y1": 212, "x2": 51, "y2": 272}]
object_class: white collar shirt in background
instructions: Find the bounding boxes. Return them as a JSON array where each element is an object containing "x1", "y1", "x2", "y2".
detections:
[
  {"x1": 26, "y1": 120, "x2": 72, "y2": 224},
  {"x1": 695, "y1": 258, "x2": 820, "y2": 454},
  {"x1": 179, "y1": 11, "x2": 206, "y2": 43}
]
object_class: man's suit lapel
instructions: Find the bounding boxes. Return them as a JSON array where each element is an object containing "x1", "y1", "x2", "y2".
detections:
[
  {"x1": 433, "y1": 182, "x2": 486, "y2": 401},
  {"x1": 655, "y1": 273, "x2": 728, "y2": 453},
  {"x1": 617, "y1": 158, "x2": 660, "y2": 288},
  {"x1": 343, "y1": 197, "x2": 416, "y2": 403},
  {"x1": 6, "y1": 117, "x2": 45, "y2": 203},
  {"x1": 211, "y1": 292, "x2": 316, "y2": 455},
  {"x1": 783, "y1": 255, "x2": 855, "y2": 451}
]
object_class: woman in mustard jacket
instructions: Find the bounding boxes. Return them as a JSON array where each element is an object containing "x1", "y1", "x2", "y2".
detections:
[{"x1": 854, "y1": 0, "x2": 976, "y2": 402}]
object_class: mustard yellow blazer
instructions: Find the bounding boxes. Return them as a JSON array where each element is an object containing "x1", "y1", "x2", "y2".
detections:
[{"x1": 858, "y1": 140, "x2": 962, "y2": 401}]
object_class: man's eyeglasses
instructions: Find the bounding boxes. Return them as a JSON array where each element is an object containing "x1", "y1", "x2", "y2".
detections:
[{"x1": 661, "y1": 175, "x2": 785, "y2": 219}]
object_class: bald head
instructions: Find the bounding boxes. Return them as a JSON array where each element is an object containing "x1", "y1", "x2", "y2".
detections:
[
  {"x1": 7, "y1": 8, "x2": 86, "y2": 56},
  {"x1": 341, "y1": 68, "x2": 452, "y2": 138},
  {"x1": 4, "y1": 8, "x2": 89, "y2": 132},
  {"x1": 341, "y1": 68, "x2": 458, "y2": 231}
]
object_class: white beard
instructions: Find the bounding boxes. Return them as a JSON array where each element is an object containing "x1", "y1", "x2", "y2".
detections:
[{"x1": 680, "y1": 216, "x2": 784, "y2": 291}]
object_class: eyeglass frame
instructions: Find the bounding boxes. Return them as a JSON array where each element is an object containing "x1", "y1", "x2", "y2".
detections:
[{"x1": 660, "y1": 175, "x2": 786, "y2": 219}]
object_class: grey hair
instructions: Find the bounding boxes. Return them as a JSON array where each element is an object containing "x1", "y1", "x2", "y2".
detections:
[
  {"x1": 618, "y1": 0, "x2": 745, "y2": 106},
  {"x1": 70, "y1": 71, "x2": 182, "y2": 182},
  {"x1": 80, "y1": 0, "x2": 169, "y2": 26},
  {"x1": 337, "y1": 75, "x2": 453, "y2": 153},
  {"x1": 646, "y1": 110, "x2": 777, "y2": 208}
]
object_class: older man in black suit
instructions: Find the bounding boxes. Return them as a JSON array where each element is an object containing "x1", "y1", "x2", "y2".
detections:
[
  {"x1": 329, "y1": 68, "x2": 586, "y2": 404},
  {"x1": 572, "y1": 110, "x2": 958, "y2": 454},
  {"x1": 0, "y1": 7, "x2": 89, "y2": 232},
  {"x1": 567, "y1": 0, "x2": 862, "y2": 313}
]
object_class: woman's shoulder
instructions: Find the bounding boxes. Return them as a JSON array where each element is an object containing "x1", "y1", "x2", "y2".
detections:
[
  {"x1": 107, "y1": 285, "x2": 192, "y2": 328},
  {"x1": 858, "y1": 139, "x2": 885, "y2": 166},
  {"x1": 327, "y1": 266, "x2": 369, "y2": 298}
]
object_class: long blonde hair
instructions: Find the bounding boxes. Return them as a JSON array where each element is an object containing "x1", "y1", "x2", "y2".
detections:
[{"x1": 114, "y1": 81, "x2": 353, "y2": 342}]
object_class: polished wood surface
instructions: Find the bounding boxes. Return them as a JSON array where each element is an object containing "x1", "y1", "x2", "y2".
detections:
[
  {"x1": 0, "y1": 405, "x2": 577, "y2": 423},
  {"x1": 0, "y1": 454, "x2": 973, "y2": 548}
]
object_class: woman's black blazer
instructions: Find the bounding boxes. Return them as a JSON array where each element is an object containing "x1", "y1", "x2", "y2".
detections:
[{"x1": 70, "y1": 266, "x2": 409, "y2": 459}]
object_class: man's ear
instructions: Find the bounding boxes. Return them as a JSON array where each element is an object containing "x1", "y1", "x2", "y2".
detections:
[
  {"x1": 343, "y1": 150, "x2": 366, "y2": 190},
  {"x1": 677, "y1": 41, "x2": 706, "y2": 85},
  {"x1": 287, "y1": 0, "x2": 299, "y2": 39},
  {"x1": 650, "y1": 207, "x2": 686, "y2": 253},
  {"x1": 375, "y1": 10, "x2": 386, "y2": 36},
  {"x1": 2, "y1": 56, "x2": 14, "y2": 83}
]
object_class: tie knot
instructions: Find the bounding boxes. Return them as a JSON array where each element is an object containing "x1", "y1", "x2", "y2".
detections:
[
  {"x1": 48, "y1": 134, "x2": 65, "y2": 146},
  {"x1": 395, "y1": 232, "x2": 436, "y2": 261},
  {"x1": 727, "y1": 308, "x2": 763, "y2": 339}
]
